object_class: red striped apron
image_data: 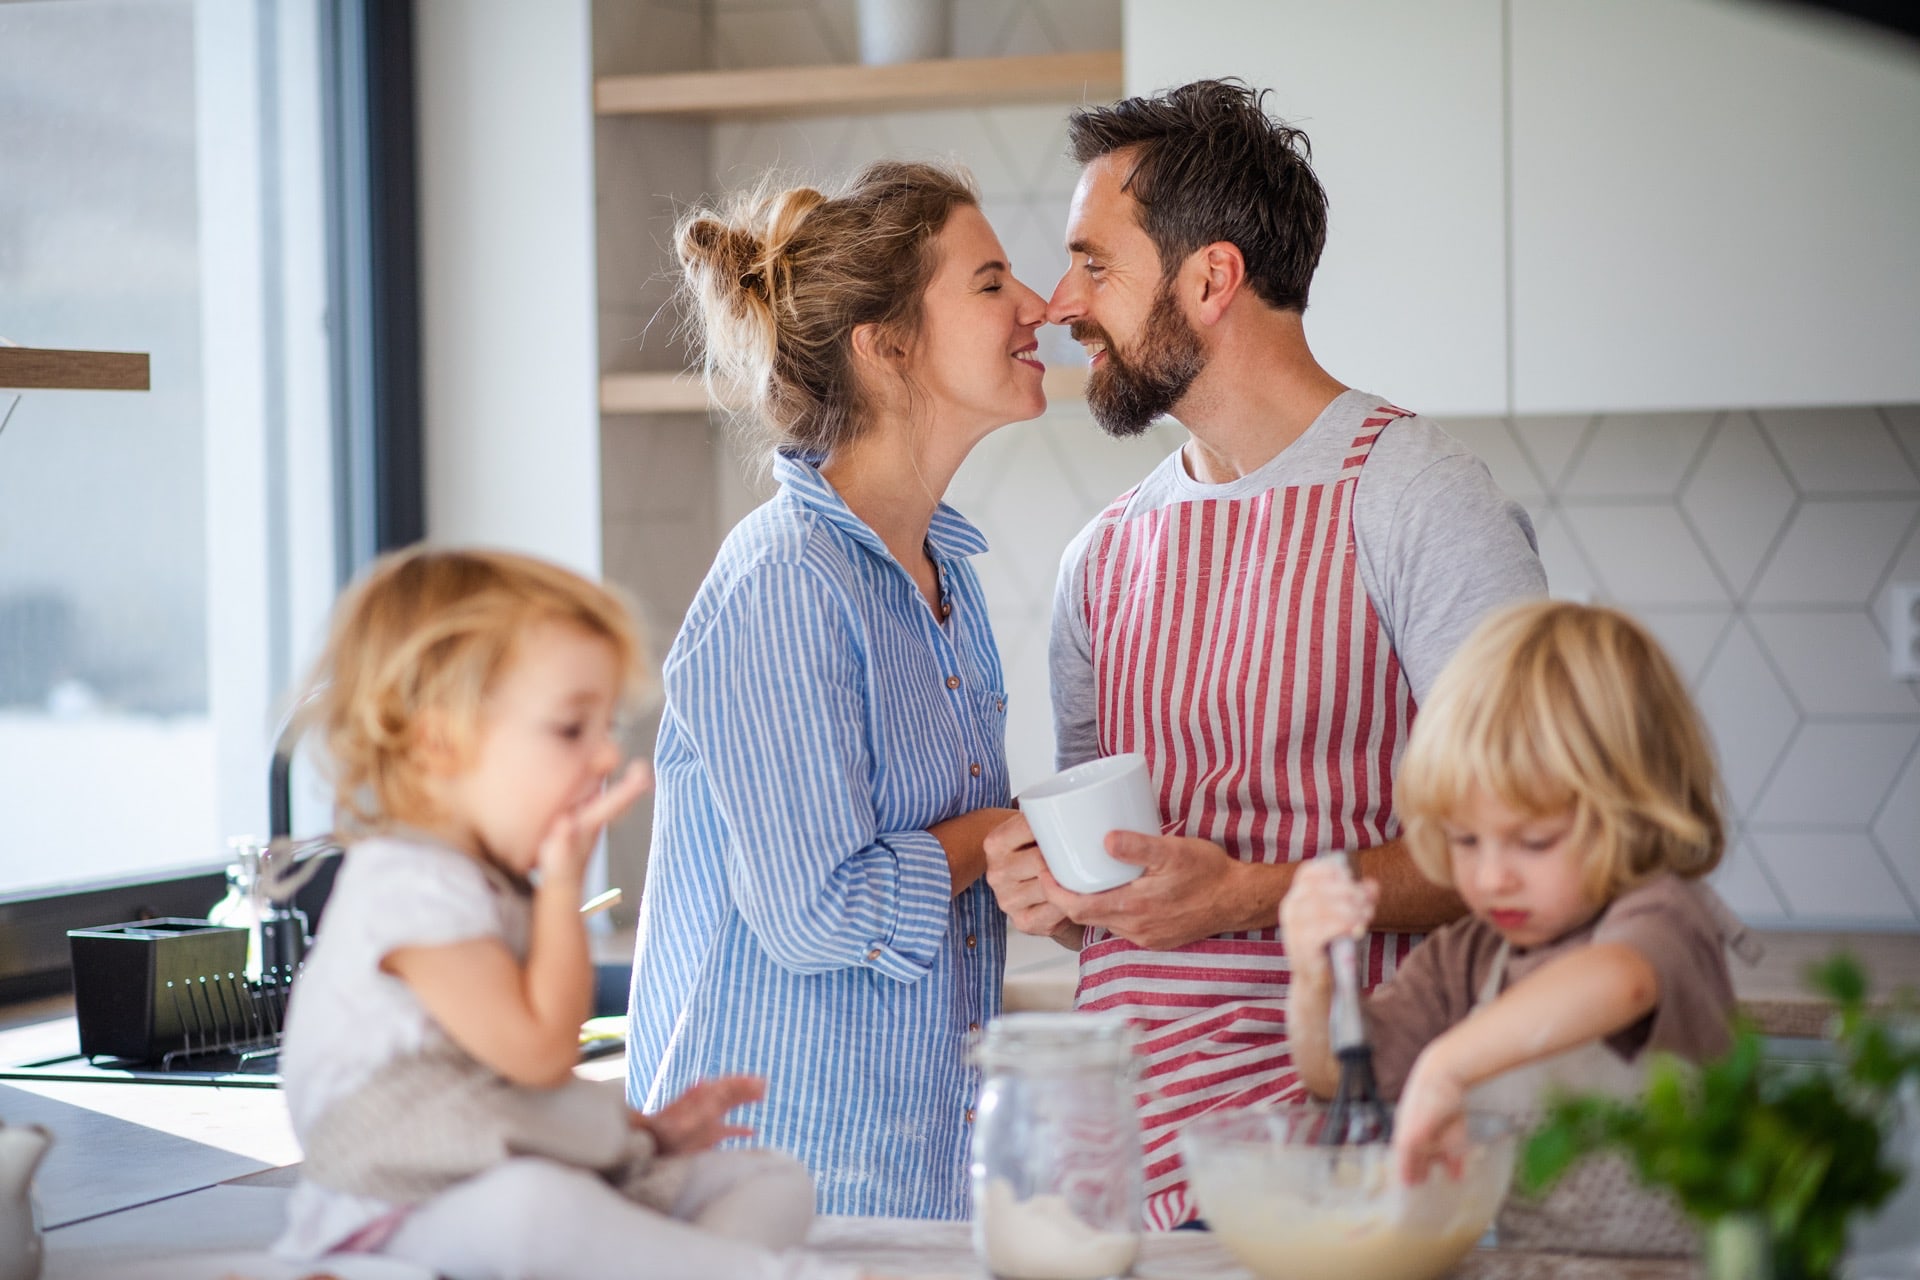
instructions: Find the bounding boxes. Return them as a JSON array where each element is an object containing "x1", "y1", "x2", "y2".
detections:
[{"x1": 1074, "y1": 405, "x2": 1423, "y2": 1228}]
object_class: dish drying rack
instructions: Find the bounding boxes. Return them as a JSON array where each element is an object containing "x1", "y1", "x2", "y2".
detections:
[
  {"x1": 151, "y1": 961, "x2": 302, "y2": 1073},
  {"x1": 54, "y1": 914, "x2": 314, "y2": 1083}
]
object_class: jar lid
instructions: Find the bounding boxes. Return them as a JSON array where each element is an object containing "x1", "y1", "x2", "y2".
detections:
[{"x1": 971, "y1": 1012, "x2": 1140, "y2": 1075}]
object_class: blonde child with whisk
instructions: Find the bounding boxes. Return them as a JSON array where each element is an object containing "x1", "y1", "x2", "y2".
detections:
[
  {"x1": 1282, "y1": 600, "x2": 1755, "y2": 1236},
  {"x1": 271, "y1": 547, "x2": 862, "y2": 1280}
]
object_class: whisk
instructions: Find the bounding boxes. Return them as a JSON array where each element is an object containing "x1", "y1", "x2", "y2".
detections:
[{"x1": 1316, "y1": 851, "x2": 1393, "y2": 1146}]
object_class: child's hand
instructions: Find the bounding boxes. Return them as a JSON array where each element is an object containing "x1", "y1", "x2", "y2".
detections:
[
  {"x1": 537, "y1": 759, "x2": 653, "y2": 886},
  {"x1": 1278, "y1": 857, "x2": 1379, "y2": 981},
  {"x1": 1392, "y1": 1042, "x2": 1471, "y2": 1185},
  {"x1": 632, "y1": 1074, "x2": 766, "y2": 1155}
]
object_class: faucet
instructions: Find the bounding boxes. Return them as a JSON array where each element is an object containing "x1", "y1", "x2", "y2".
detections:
[{"x1": 257, "y1": 692, "x2": 340, "y2": 920}]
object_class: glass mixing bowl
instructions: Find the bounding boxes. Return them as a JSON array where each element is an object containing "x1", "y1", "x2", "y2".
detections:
[{"x1": 1181, "y1": 1103, "x2": 1519, "y2": 1280}]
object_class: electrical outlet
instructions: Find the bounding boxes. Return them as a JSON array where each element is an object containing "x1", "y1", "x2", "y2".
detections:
[{"x1": 1893, "y1": 583, "x2": 1920, "y2": 681}]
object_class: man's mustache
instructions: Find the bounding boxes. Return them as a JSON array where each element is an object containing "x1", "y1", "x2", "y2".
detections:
[{"x1": 1069, "y1": 321, "x2": 1113, "y2": 349}]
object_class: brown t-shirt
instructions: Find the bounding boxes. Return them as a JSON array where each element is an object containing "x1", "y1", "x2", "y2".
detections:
[{"x1": 1360, "y1": 873, "x2": 1738, "y2": 1101}]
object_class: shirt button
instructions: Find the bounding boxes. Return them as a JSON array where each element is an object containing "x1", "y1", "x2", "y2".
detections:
[
  {"x1": 996, "y1": 698, "x2": 1005, "y2": 712},
  {"x1": 969, "y1": 1021, "x2": 980, "y2": 1033},
  {"x1": 945, "y1": 675, "x2": 960, "y2": 690},
  {"x1": 969, "y1": 762, "x2": 982, "y2": 778},
  {"x1": 965, "y1": 1107, "x2": 976, "y2": 1124},
  {"x1": 965, "y1": 934, "x2": 977, "y2": 949},
  {"x1": 865, "y1": 947, "x2": 881, "y2": 962}
]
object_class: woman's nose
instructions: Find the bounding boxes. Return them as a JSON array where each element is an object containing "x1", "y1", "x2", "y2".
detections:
[{"x1": 1013, "y1": 277, "x2": 1047, "y2": 324}]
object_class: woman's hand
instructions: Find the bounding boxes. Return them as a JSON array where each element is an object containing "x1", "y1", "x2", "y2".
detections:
[
  {"x1": 982, "y1": 812, "x2": 1073, "y2": 936},
  {"x1": 1392, "y1": 1040, "x2": 1471, "y2": 1185},
  {"x1": 1278, "y1": 857, "x2": 1379, "y2": 983},
  {"x1": 537, "y1": 759, "x2": 653, "y2": 886},
  {"x1": 633, "y1": 1074, "x2": 766, "y2": 1155}
]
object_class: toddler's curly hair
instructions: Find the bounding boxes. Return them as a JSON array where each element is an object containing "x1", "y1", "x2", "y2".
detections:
[{"x1": 298, "y1": 547, "x2": 643, "y2": 834}]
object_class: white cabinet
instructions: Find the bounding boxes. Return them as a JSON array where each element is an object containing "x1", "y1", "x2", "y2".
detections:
[
  {"x1": 1124, "y1": 0, "x2": 1509, "y2": 417},
  {"x1": 1125, "y1": 0, "x2": 1920, "y2": 415},
  {"x1": 1509, "y1": 0, "x2": 1920, "y2": 413}
]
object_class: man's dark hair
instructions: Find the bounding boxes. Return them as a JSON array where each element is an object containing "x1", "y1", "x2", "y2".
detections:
[{"x1": 1067, "y1": 79, "x2": 1328, "y2": 313}]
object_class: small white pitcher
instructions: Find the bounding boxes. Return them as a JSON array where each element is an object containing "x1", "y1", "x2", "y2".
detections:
[{"x1": 0, "y1": 1124, "x2": 50, "y2": 1280}]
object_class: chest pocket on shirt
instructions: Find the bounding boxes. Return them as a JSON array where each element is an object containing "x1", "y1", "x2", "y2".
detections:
[{"x1": 961, "y1": 689, "x2": 1008, "y2": 793}]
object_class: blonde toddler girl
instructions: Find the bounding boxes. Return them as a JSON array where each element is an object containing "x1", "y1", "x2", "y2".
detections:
[{"x1": 272, "y1": 547, "x2": 858, "y2": 1280}]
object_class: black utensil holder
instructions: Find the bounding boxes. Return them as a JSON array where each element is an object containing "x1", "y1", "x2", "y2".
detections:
[{"x1": 68, "y1": 918, "x2": 250, "y2": 1061}]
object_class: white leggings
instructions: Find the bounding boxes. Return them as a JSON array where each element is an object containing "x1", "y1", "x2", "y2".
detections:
[{"x1": 378, "y1": 1150, "x2": 860, "y2": 1280}]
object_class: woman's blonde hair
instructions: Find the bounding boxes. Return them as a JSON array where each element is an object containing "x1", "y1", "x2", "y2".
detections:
[
  {"x1": 298, "y1": 547, "x2": 644, "y2": 834},
  {"x1": 1398, "y1": 599, "x2": 1724, "y2": 902},
  {"x1": 677, "y1": 159, "x2": 979, "y2": 462}
]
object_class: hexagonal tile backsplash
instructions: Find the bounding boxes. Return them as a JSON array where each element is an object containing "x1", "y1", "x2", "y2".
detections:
[
  {"x1": 1409, "y1": 410, "x2": 1920, "y2": 927},
  {"x1": 606, "y1": 0, "x2": 1920, "y2": 929}
]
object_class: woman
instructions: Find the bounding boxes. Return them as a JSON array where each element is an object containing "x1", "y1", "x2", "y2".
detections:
[{"x1": 625, "y1": 161, "x2": 1048, "y2": 1219}]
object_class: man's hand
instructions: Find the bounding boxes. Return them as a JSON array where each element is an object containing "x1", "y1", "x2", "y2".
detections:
[
  {"x1": 1048, "y1": 831, "x2": 1278, "y2": 951},
  {"x1": 982, "y1": 812, "x2": 1072, "y2": 937},
  {"x1": 632, "y1": 1074, "x2": 764, "y2": 1155}
]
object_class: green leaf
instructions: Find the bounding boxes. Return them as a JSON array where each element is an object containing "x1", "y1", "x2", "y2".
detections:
[
  {"x1": 1518, "y1": 1124, "x2": 1584, "y2": 1195},
  {"x1": 1808, "y1": 952, "x2": 1866, "y2": 1010},
  {"x1": 1766, "y1": 1140, "x2": 1830, "y2": 1238}
]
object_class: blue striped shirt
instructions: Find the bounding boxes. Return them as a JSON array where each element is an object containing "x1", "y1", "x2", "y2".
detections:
[{"x1": 626, "y1": 452, "x2": 1009, "y2": 1219}]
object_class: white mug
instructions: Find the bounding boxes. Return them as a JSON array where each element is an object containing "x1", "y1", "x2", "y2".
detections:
[{"x1": 1019, "y1": 753, "x2": 1160, "y2": 894}]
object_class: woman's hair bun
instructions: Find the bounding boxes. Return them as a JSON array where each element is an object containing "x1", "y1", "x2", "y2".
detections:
[{"x1": 678, "y1": 215, "x2": 766, "y2": 300}]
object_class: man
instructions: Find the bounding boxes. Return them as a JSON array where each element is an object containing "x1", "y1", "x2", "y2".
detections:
[{"x1": 983, "y1": 80, "x2": 1548, "y2": 1228}]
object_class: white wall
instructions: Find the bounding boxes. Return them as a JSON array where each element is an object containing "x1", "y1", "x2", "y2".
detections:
[
  {"x1": 416, "y1": 0, "x2": 603, "y2": 573},
  {"x1": 1123, "y1": 0, "x2": 1510, "y2": 417}
]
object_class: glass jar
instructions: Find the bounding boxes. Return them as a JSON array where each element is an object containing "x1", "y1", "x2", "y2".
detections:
[
  {"x1": 970, "y1": 1012, "x2": 1142, "y2": 1280},
  {"x1": 208, "y1": 839, "x2": 267, "y2": 981}
]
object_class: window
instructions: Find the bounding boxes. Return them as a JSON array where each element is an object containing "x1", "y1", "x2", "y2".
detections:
[{"x1": 0, "y1": 0, "x2": 342, "y2": 903}]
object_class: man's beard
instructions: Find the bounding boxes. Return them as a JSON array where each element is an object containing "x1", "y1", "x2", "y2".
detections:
[{"x1": 1076, "y1": 279, "x2": 1206, "y2": 439}]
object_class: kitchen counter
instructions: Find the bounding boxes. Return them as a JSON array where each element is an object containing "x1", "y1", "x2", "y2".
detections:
[
  {"x1": 806, "y1": 1217, "x2": 1697, "y2": 1277},
  {"x1": 12, "y1": 924, "x2": 1917, "y2": 1274},
  {"x1": 0, "y1": 1000, "x2": 1705, "y2": 1277},
  {"x1": 1727, "y1": 929, "x2": 1920, "y2": 1037}
]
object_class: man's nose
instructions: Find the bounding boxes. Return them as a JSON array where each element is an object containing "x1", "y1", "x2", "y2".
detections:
[{"x1": 1047, "y1": 272, "x2": 1082, "y2": 326}]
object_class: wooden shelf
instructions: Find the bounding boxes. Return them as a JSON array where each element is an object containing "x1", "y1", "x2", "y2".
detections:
[
  {"x1": 601, "y1": 365, "x2": 1090, "y2": 415},
  {"x1": 0, "y1": 347, "x2": 149, "y2": 392},
  {"x1": 595, "y1": 50, "x2": 1122, "y2": 119},
  {"x1": 600, "y1": 371, "x2": 712, "y2": 414}
]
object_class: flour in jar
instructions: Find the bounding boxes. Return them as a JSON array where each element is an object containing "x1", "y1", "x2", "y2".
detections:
[{"x1": 980, "y1": 1178, "x2": 1138, "y2": 1280}]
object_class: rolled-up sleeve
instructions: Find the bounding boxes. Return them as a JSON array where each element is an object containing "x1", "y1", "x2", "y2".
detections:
[{"x1": 665, "y1": 560, "x2": 951, "y2": 982}]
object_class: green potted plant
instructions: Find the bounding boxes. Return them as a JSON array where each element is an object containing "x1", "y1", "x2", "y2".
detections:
[{"x1": 1519, "y1": 955, "x2": 1920, "y2": 1280}]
